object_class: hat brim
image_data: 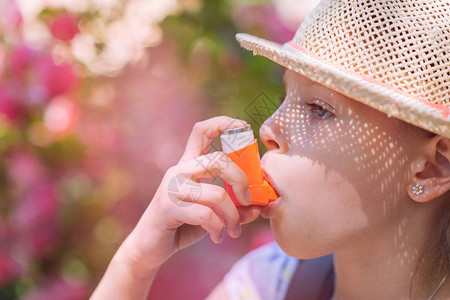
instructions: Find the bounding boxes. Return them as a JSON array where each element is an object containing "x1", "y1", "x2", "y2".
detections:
[{"x1": 236, "y1": 33, "x2": 450, "y2": 138}]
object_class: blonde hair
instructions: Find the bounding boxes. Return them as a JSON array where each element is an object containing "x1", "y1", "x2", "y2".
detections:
[
  {"x1": 405, "y1": 123, "x2": 450, "y2": 299},
  {"x1": 411, "y1": 194, "x2": 450, "y2": 299}
]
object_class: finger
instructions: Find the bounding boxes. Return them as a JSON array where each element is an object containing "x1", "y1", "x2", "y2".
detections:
[
  {"x1": 178, "y1": 116, "x2": 247, "y2": 163},
  {"x1": 176, "y1": 152, "x2": 251, "y2": 206},
  {"x1": 237, "y1": 206, "x2": 263, "y2": 224},
  {"x1": 176, "y1": 224, "x2": 208, "y2": 250},
  {"x1": 170, "y1": 201, "x2": 224, "y2": 244},
  {"x1": 173, "y1": 180, "x2": 241, "y2": 238}
]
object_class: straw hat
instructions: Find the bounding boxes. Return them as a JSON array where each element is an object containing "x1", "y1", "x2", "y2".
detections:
[{"x1": 236, "y1": 0, "x2": 450, "y2": 138}]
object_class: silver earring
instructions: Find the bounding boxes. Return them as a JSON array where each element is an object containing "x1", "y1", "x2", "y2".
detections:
[{"x1": 412, "y1": 183, "x2": 424, "y2": 195}]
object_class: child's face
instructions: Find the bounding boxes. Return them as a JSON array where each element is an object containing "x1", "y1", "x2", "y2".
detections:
[{"x1": 259, "y1": 69, "x2": 426, "y2": 258}]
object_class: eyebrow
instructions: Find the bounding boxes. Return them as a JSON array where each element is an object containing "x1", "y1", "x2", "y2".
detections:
[
  {"x1": 283, "y1": 72, "x2": 337, "y2": 110},
  {"x1": 308, "y1": 81, "x2": 338, "y2": 111}
]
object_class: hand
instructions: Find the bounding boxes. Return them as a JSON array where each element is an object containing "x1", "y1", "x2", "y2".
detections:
[{"x1": 119, "y1": 116, "x2": 263, "y2": 276}]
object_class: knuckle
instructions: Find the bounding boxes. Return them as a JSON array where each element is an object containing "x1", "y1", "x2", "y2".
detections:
[
  {"x1": 199, "y1": 208, "x2": 215, "y2": 222},
  {"x1": 166, "y1": 165, "x2": 177, "y2": 175},
  {"x1": 193, "y1": 121, "x2": 204, "y2": 131},
  {"x1": 164, "y1": 166, "x2": 180, "y2": 181},
  {"x1": 219, "y1": 188, "x2": 230, "y2": 202},
  {"x1": 215, "y1": 115, "x2": 231, "y2": 122},
  {"x1": 168, "y1": 165, "x2": 181, "y2": 175},
  {"x1": 230, "y1": 205, "x2": 239, "y2": 219},
  {"x1": 218, "y1": 188, "x2": 229, "y2": 203},
  {"x1": 210, "y1": 186, "x2": 227, "y2": 202},
  {"x1": 208, "y1": 169, "x2": 220, "y2": 178}
]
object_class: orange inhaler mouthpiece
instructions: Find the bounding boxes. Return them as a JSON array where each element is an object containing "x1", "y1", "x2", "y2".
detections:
[{"x1": 220, "y1": 124, "x2": 279, "y2": 206}]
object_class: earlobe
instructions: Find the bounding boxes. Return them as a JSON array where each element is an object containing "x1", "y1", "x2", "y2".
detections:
[
  {"x1": 408, "y1": 135, "x2": 450, "y2": 203},
  {"x1": 408, "y1": 180, "x2": 450, "y2": 203},
  {"x1": 407, "y1": 182, "x2": 425, "y2": 203}
]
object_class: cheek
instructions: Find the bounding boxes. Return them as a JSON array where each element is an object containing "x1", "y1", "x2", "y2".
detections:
[
  {"x1": 269, "y1": 157, "x2": 372, "y2": 259},
  {"x1": 279, "y1": 111, "x2": 410, "y2": 214}
]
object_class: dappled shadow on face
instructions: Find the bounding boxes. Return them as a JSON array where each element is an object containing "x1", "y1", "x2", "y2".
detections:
[{"x1": 261, "y1": 69, "x2": 425, "y2": 266}]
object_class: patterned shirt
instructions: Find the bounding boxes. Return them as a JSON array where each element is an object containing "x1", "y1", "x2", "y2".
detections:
[{"x1": 223, "y1": 241, "x2": 300, "y2": 300}]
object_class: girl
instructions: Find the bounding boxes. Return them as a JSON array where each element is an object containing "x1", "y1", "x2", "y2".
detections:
[{"x1": 91, "y1": 0, "x2": 450, "y2": 299}]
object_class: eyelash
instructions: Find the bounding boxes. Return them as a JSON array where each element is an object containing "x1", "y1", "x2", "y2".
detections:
[
  {"x1": 276, "y1": 95, "x2": 334, "y2": 119},
  {"x1": 305, "y1": 102, "x2": 334, "y2": 119}
]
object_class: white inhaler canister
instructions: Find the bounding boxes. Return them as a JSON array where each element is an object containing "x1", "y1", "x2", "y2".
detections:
[{"x1": 220, "y1": 124, "x2": 255, "y2": 154}]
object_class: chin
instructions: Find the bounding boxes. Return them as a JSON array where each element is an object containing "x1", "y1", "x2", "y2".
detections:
[{"x1": 270, "y1": 219, "x2": 333, "y2": 260}]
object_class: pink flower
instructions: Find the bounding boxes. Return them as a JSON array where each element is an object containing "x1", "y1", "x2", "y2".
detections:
[
  {"x1": 0, "y1": 46, "x2": 5, "y2": 76},
  {"x1": 44, "y1": 95, "x2": 80, "y2": 136},
  {"x1": 0, "y1": 220, "x2": 13, "y2": 245},
  {"x1": 0, "y1": 252, "x2": 22, "y2": 287},
  {"x1": 232, "y1": 4, "x2": 295, "y2": 44},
  {"x1": 8, "y1": 151, "x2": 46, "y2": 189},
  {"x1": 49, "y1": 13, "x2": 79, "y2": 42},
  {"x1": 0, "y1": 85, "x2": 25, "y2": 122},
  {"x1": 9, "y1": 45, "x2": 37, "y2": 79},
  {"x1": 35, "y1": 56, "x2": 77, "y2": 97},
  {"x1": 1, "y1": 0, "x2": 23, "y2": 30},
  {"x1": 8, "y1": 47, "x2": 77, "y2": 104},
  {"x1": 26, "y1": 83, "x2": 50, "y2": 105},
  {"x1": 23, "y1": 275, "x2": 87, "y2": 300},
  {"x1": 12, "y1": 181, "x2": 59, "y2": 257},
  {"x1": 264, "y1": 6, "x2": 296, "y2": 43}
]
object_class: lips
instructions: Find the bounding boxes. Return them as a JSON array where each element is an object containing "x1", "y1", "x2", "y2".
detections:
[
  {"x1": 261, "y1": 167, "x2": 281, "y2": 218},
  {"x1": 262, "y1": 169, "x2": 280, "y2": 198}
]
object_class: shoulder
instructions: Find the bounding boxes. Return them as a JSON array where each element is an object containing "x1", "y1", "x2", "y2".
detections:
[{"x1": 222, "y1": 241, "x2": 299, "y2": 300}]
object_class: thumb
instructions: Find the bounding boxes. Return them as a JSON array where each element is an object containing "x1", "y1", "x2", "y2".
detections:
[{"x1": 178, "y1": 116, "x2": 247, "y2": 163}]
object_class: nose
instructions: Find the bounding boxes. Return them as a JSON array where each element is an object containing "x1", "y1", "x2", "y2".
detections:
[{"x1": 259, "y1": 118, "x2": 287, "y2": 153}]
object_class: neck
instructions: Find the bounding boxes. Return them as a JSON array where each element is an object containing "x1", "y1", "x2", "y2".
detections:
[{"x1": 330, "y1": 202, "x2": 448, "y2": 300}]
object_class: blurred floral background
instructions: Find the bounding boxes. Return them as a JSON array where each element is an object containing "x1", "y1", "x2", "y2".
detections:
[{"x1": 0, "y1": 0, "x2": 317, "y2": 299}]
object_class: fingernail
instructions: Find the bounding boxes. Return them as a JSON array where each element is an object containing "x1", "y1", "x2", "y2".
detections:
[
  {"x1": 234, "y1": 226, "x2": 241, "y2": 238},
  {"x1": 244, "y1": 189, "x2": 252, "y2": 205},
  {"x1": 234, "y1": 119, "x2": 247, "y2": 126}
]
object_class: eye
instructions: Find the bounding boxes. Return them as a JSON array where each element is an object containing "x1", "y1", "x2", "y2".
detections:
[{"x1": 305, "y1": 102, "x2": 334, "y2": 119}]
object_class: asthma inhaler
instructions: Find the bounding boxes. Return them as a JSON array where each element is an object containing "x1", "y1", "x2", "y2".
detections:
[{"x1": 220, "y1": 124, "x2": 279, "y2": 206}]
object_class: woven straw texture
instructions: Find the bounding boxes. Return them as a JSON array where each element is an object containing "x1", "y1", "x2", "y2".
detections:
[
  {"x1": 235, "y1": 0, "x2": 450, "y2": 138},
  {"x1": 295, "y1": 0, "x2": 450, "y2": 106}
]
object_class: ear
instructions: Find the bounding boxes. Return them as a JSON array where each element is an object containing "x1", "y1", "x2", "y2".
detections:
[{"x1": 408, "y1": 135, "x2": 450, "y2": 203}]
